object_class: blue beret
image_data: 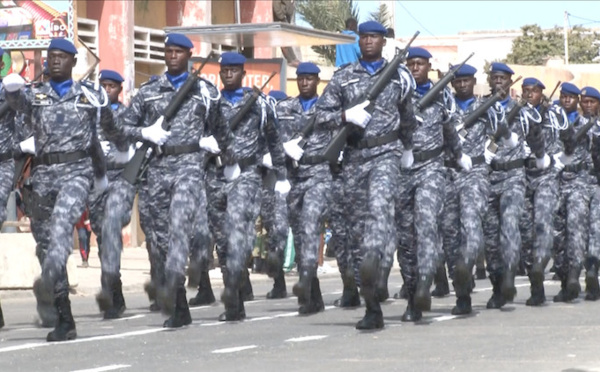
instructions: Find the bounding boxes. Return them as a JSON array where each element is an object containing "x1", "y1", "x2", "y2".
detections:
[
  {"x1": 560, "y1": 82, "x2": 580, "y2": 96},
  {"x1": 452, "y1": 63, "x2": 477, "y2": 78},
  {"x1": 581, "y1": 86, "x2": 600, "y2": 101},
  {"x1": 165, "y1": 33, "x2": 193, "y2": 49},
  {"x1": 99, "y1": 69, "x2": 124, "y2": 84},
  {"x1": 0, "y1": 47, "x2": 4, "y2": 57},
  {"x1": 268, "y1": 90, "x2": 287, "y2": 101},
  {"x1": 489, "y1": 62, "x2": 514, "y2": 75},
  {"x1": 358, "y1": 21, "x2": 387, "y2": 35},
  {"x1": 48, "y1": 38, "x2": 78, "y2": 55},
  {"x1": 296, "y1": 62, "x2": 320, "y2": 75},
  {"x1": 522, "y1": 77, "x2": 545, "y2": 89},
  {"x1": 220, "y1": 52, "x2": 246, "y2": 66},
  {"x1": 407, "y1": 47, "x2": 432, "y2": 60}
]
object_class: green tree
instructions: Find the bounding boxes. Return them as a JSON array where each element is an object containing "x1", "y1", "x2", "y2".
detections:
[
  {"x1": 296, "y1": 0, "x2": 360, "y2": 65},
  {"x1": 368, "y1": 3, "x2": 392, "y2": 29},
  {"x1": 506, "y1": 24, "x2": 599, "y2": 65}
]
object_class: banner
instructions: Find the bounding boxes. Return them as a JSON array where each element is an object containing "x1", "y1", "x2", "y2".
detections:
[{"x1": 0, "y1": 0, "x2": 75, "y2": 50}]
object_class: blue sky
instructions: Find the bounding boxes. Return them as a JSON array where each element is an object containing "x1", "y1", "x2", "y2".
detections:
[{"x1": 352, "y1": 1, "x2": 600, "y2": 36}]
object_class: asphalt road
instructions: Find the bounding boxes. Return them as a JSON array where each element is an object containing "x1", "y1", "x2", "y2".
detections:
[{"x1": 1, "y1": 272, "x2": 600, "y2": 372}]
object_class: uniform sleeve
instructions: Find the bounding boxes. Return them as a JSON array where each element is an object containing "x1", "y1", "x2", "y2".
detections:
[
  {"x1": 262, "y1": 104, "x2": 287, "y2": 180},
  {"x1": 118, "y1": 91, "x2": 147, "y2": 141},
  {"x1": 314, "y1": 77, "x2": 345, "y2": 131},
  {"x1": 98, "y1": 104, "x2": 129, "y2": 152},
  {"x1": 560, "y1": 120, "x2": 576, "y2": 156}
]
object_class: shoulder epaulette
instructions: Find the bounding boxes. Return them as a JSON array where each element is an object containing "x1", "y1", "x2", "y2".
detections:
[
  {"x1": 334, "y1": 63, "x2": 352, "y2": 74},
  {"x1": 140, "y1": 75, "x2": 159, "y2": 88}
]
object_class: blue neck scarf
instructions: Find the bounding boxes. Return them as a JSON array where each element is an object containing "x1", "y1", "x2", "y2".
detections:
[
  {"x1": 222, "y1": 88, "x2": 245, "y2": 104},
  {"x1": 111, "y1": 102, "x2": 120, "y2": 111},
  {"x1": 359, "y1": 59, "x2": 385, "y2": 75},
  {"x1": 50, "y1": 79, "x2": 73, "y2": 98},
  {"x1": 415, "y1": 81, "x2": 432, "y2": 96},
  {"x1": 567, "y1": 110, "x2": 579, "y2": 124},
  {"x1": 299, "y1": 96, "x2": 318, "y2": 112},
  {"x1": 499, "y1": 96, "x2": 511, "y2": 108},
  {"x1": 166, "y1": 71, "x2": 189, "y2": 90},
  {"x1": 455, "y1": 97, "x2": 476, "y2": 112}
]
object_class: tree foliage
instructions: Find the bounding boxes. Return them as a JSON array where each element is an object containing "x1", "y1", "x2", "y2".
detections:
[
  {"x1": 506, "y1": 24, "x2": 599, "y2": 65},
  {"x1": 296, "y1": 0, "x2": 360, "y2": 65},
  {"x1": 368, "y1": 3, "x2": 392, "y2": 29}
]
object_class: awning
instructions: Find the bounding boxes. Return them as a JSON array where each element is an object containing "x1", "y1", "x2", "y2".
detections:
[{"x1": 164, "y1": 22, "x2": 355, "y2": 48}]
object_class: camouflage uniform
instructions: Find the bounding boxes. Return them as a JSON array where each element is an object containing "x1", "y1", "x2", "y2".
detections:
[
  {"x1": 315, "y1": 61, "x2": 416, "y2": 328},
  {"x1": 586, "y1": 127, "x2": 600, "y2": 300},
  {"x1": 0, "y1": 84, "x2": 16, "y2": 230}
]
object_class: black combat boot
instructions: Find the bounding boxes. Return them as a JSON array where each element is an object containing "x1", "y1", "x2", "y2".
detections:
[
  {"x1": 301, "y1": 276, "x2": 325, "y2": 315},
  {"x1": 585, "y1": 257, "x2": 600, "y2": 301},
  {"x1": 451, "y1": 261, "x2": 472, "y2": 315},
  {"x1": 401, "y1": 292, "x2": 422, "y2": 322},
  {"x1": 376, "y1": 266, "x2": 391, "y2": 302},
  {"x1": 431, "y1": 264, "x2": 450, "y2": 298},
  {"x1": 219, "y1": 268, "x2": 245, "y2": 321},
  {"x1": 294, "y1": 266, "x2": 319, "y2": 315},
  {"x1": 414, "y1": 273, "x2": 433, "y2": 312},
  {"x1": 164, "y1": 287, "x2": 192, "y2": 328},
  {"x1": 189, "y1": 271, "x2": 216, "y2": 306},
  {"x1": 553, "y1": 276, "x2": 568, "y2": 302},
  {"x1": 486, "y1": 272, "x2": 506, "y2": 309},
  {"x1": 33, "y1": 278, "x2": 57, "y2": 328},
  {"x1": 355, "y1": 252, "x2": 384, "y2": 330},
  {"x1": 144, "y1": 280, "x2": 160, "y2": 312},
  {"x1": 95, "y1": 273, "x2": 115, "y2": 314},
  {"x1": 241, "y1": 268, "x2": 254, "y2": 301},
  {"x1": 565, "y1": 265, "x2": 581, "y2": 301},
  {"x1": 105, "y1": 277, "x2": 126, "y2": 319},
  {"x1": 525, "y1": 263, "x2": 546, "y2": 306},
  {"x1": 501, "y1": 267, "x2": 516, "y2": 302},
  {"x1": 266, "y1": 268, "x2": 287, "y2": 299},
  {"x1": 0, "y1": 301, "x2": 4, "y2": 329},
  {"x1": 46, "y1": 295, "x2": 76, "y2": 342},
  {"x1": 334, "y1": 267, "x2": 361, "y2": 308}
]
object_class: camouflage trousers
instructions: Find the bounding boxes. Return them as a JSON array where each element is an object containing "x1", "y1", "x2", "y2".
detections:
[
  {"x1": 98, "y1": 173, "x2": 137, "y2": 277},
  {"x1": 587, "y1": 184, "x2": 600, "y2": 261},
  {"x1": 146, "y1": 161, "x2": 208, "y2": 287},
  {"x1": 329, "y1": 168, "x2": 349, "y2": 274},
  {"x1": 137, "y1": 177, "x2": 157, "y2": 281},
  {"x1": 396, "y1": 160, "x2": 445, "y2": 292},
  {"x1": 206, "y1": 164, "x2": 228, "y2": 267},
  {"x1": 288, "y1": 172, "x2": 332, "y2": 272},
  {"x1": 519, "y1": 170, "x2": 559, "y2": 272},
  {"x1": 0, "y1": 160, "x2": 14, "y2": 227},
  {"x1": 345, "y1": 152, "x2": 398, "y2": 285},
  {"x1": 441, "y1": 165, "x2": 490, "y2": 275},
  {"x1": 553, "y1": 175, "x2": 590, "y2": 278},
  {"x1": 30, "y1": 161, "x2": 92, "y2": 297},
  {"x1": 260, "y1": 169, "x2": 288, "y2": 258},
  {"x1": 483, "y1": 168, "x2": 525, "y2": 275}
]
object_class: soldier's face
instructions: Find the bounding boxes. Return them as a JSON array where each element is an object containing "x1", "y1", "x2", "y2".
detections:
[
  {"x1": 522, "y1": 85, "x2": 544, "y2": 107},
  {"x1": 219, "y1": 65, "x2": 245, "y2": 91},
  {"x1": 100, "y1": 80, "x2": 123, "y2": 104},
  {"x1": 559, "y1": 92, "x2": 579, "y2": 113},
  {"x1": 358, "y1": 33, "x2": 385, "y2": 61},
  {"x1": 164, "y1": 45, "x2": 191, "y2": 75},
  {"x1": 451, "y1": 76, "x2": 476, "y2": 100},
  {"x1": 297, "y1": 74, "x2": 319, "y2": 99},
  {"x1": 580, "y1": 96, "x2": 600, "y2": 117},
  {"x1": 488, "y1": 72, "x2": 512, "y2": 94},
  {"x1": 406, "y1": 57, "x2": 431, "y2": 85},
  {"x1": 47, "y1": 50, "x2": 76, "y2": 82}
]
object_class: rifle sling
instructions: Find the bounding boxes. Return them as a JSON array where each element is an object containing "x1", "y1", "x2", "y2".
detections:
[{"x1": 33, "y1": 150, "x2": 90, "y2": 167}]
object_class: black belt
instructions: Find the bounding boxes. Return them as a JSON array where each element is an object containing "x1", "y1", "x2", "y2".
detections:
[
  {"x1": 563, "y1": 161, "x2": 588, "y2": 173},
  {"x1": 299, "y1": 154, "x2": 327, "y2": 165},
  {"x1": 106, "y1": 161, "x2": 126, "y2": 171},
  {"x1": 445, "y1": 155, "x2": 486, "y2": 169},
  {"x1": 524, "y1": 157, "x2": 557, "y2": 170},
  {"x1": 0, "y1": 151, "x2": 13, "y2": 163},
  {"x1": 490, "y1": 159, "x2": 524, "y2": 172},
  {"x1": 33, "y1": 150, "x2": 89, "y2": 167},
  {"x1": 413, "y1": 146, "x2": 443, "y2": 163},
  {"x1": 348, "y1": 131, "x2": 399, "y2": 149},
  {"x1": 160, "y1": 143, "x2": 201, "y2": 156}
]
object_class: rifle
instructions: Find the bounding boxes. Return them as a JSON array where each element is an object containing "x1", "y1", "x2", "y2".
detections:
[
  {"x1": 213, "y1": 71, "x2": 277, "y2": 166},
  {"x1": 121, "y1": 53, "x2": 214, "y2": 185},
  {"x1": 564, "y1": 115, "x2": 599, "y2": 156},
  {"x1": 320, "y1": 31, "x2": 420, "y2": 164}
]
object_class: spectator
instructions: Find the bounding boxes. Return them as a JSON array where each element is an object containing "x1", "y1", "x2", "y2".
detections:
[
  {"x1": 75, "y1": 210, "x2": 92, "y2": 268},
  {"x1": 335, "y1": 18, "x2": 361, "y2": 67},
  {"x1": 273, "y1": 0, "x2": 301, "y2": 67}
]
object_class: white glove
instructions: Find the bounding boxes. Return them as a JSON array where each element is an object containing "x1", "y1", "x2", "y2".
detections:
[
  {"x1": 523, "y1": 143, "x2": 531, "y2": 157},
  {"x1": 457, "y1": 153, "x2": 473, "y2": 171},
  {"x1": 274, "y1": 180, "x2": 291, "y2": 195},
  {"x1": 100, "y1": 141, "x2": 111, "y2": 156},
  {"x1": 262, "y1": 153, "x2": 273, "y2": 169},
  {"x1": 536, "y1": 154, "x2": 551, "y2": 170},
  {"x1": 114, "y1": 145, "x2": 135, "y2": 164},
  {"x1": 141, "y1": 116, "x2": 170, "y2": 146},
  {"x1": 484, "y1": 140, "x2": 496, "y2": 164},
  {"x1": 135, "y1": 141, "x2": 144, "y2": 149},
  {"x1": 337, "y1": 151, "x2": 344, "y2": 163},
  {"x1": 19, "y1": 136, "x2": 36, "y2": 155},
  {"x1": 504, "y1": 132, "x2": 519, "y2": 148},
  {"x1": 283, "y1": 137, "x2": 304, "y2": 161},
  {"x1": 557, "y1": 151, "x2": 572, "y2": 166},
  {"x1": 3, "y1": 73, "x2": 25, "y2": 92},
  {"x1": 552, "y1": 153, "x2": 565, "y2": 171},
  {"x1": 400, "y1": 149, "x2": 414, "y2": 169},
  {"x1": 344, "y1": 100, "x2": 371, "y2": 128},
  {"x1": 199, "y1": 135, "x2": 221, "y2": 154},
  {"x1": 224, "y1": 163, "x2": 241, "y2": 181}
]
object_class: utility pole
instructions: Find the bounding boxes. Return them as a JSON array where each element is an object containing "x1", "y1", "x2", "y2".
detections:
[{"x1": 564, "y1": 10, "x2": 569, "y2": 65}]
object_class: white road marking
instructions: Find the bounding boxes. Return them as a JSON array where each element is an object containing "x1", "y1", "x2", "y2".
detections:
[
  {"x1": 70, "y1": 364, "x2": 131, "y2": 372},
  {"x1": 211, "y1": 345, "x2": 257, "y2": 354},
  {"x1": 432, "y1": 315, "x2": 458, "y2": 322},
  {"x1": 113, "y1": 314, "x2": 145, "y2": 321},
  {"x1": 285, "y1": 335, "x2": 328, "y2": 342}
]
